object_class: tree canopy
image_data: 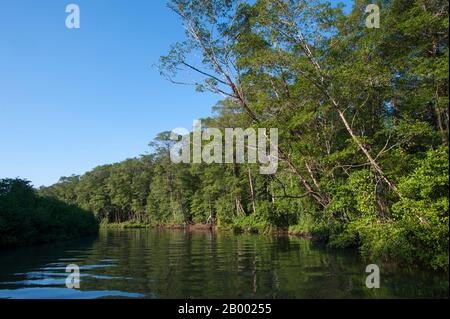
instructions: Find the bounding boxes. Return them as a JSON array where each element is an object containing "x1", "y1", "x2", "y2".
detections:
[{"x1": 39, "y1": 0, "x2": 448, "y2": 270}]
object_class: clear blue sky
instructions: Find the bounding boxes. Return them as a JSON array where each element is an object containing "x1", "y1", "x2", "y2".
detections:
[
  {"x1": 0, "y1": 0, "x2": 220, "y2": 187},
  {"x1": 0, "y1": 0, "x2": 351, "y2": 187}
]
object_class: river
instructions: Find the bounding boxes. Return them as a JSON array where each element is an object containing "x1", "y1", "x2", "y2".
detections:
[{"x1": 0, "y1": 229, "x2": 447, "y2": 299}]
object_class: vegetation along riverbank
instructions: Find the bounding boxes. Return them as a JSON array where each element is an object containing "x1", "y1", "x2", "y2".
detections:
[
  {"x1": 3, "y1": 0, "x2": 448, "y2": 272},
  {"x1": 0, "y1": 178, "x2": 98, "y2": 248}
]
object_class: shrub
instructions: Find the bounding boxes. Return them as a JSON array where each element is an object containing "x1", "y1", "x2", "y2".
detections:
[{"x1": 0, "y1": 178, "x2": 99, "y2": 248}]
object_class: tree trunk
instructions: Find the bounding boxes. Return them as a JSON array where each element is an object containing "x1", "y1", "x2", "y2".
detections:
[
  {"x1": 335, "y1": 105, "x2": 398, "y2": 193},
  {"x1": 247, "y1": 167, "x2": 257, "y2": 214},
  {"x1": 279, "y1": 16, "x2": 399, "y2": 194}
]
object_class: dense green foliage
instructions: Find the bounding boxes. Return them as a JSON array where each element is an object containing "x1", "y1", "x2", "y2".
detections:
[
  {"x1": 0, "y1": 178, "x2": 98, "y2": 247},
  {"x1": 40, "y1": 0, "x2": 448, "y2": 270}
]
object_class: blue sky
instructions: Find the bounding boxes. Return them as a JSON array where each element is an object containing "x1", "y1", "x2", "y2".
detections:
[
  {"x1": 0, "y1": 0, "x2": 351, "y2": 187},
  {"x1": 0, "y1": 0, "x2": 220, "y2": 187}
]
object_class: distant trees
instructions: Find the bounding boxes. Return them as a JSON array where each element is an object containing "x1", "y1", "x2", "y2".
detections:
[
  {"x1": 40, "y1": 158, "x2": 154, "y2": 224},
  {"x1": 0, "y1": 178, "x2": 98, "y2": 247}
]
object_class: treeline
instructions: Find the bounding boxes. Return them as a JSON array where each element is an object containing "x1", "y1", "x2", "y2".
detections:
[
  {"x1": 0, "y1": 179, "x2": 98, "y2": 248},
  {"x1": 40, "y1": 0, "x2": 448, "y2": 270}
]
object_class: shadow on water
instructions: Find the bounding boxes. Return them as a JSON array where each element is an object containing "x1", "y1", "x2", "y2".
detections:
[{"x1": 0, "y1": 229, "x2": 448, "y2": 299}]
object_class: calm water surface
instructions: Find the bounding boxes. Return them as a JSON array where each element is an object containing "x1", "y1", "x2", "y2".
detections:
[{"x1": 0, "y1": 229, "x2": 448, "y2": 299}]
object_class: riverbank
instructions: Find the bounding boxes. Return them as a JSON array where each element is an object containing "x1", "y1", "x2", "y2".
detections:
[
  {"x1": 100, "y1": 222, "x2": 316, "y2": 239},
  {"x1": 101, "y1": 222, "x2": 217, "y2": 232},
  {"x1": 0, "y1": 178, "x2": 99, "y2": 249}
]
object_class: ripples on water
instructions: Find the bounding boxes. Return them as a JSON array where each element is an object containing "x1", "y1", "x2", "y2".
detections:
[{"x1": 0, "y1": 229, "x2": 447, "y2": 299}]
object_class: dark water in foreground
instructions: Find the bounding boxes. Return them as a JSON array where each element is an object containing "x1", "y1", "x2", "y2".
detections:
[{"x1": 0, "y1": 229, "x2": 447, "y2": 299}]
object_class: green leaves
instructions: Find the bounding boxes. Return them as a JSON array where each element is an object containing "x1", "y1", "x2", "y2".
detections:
[
  {"x1": 0, "y1": 179, "x2": 98, "y2": 248},
  {"x1": 34, "y1": 0, "x2": 449, "y2": 270}
]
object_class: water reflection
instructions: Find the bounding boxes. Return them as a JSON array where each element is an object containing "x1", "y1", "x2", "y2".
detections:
[
  {"x1": 0, "y1": 229, "x2": 447, "y2": 299},
  {"x1": 0, "y1": 288, "x2": 143, "y2": 299}
]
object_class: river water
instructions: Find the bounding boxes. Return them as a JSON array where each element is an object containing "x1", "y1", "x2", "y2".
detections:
[{"x1": 0, "y1": 229, "x2": 447, "y2": 299}]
